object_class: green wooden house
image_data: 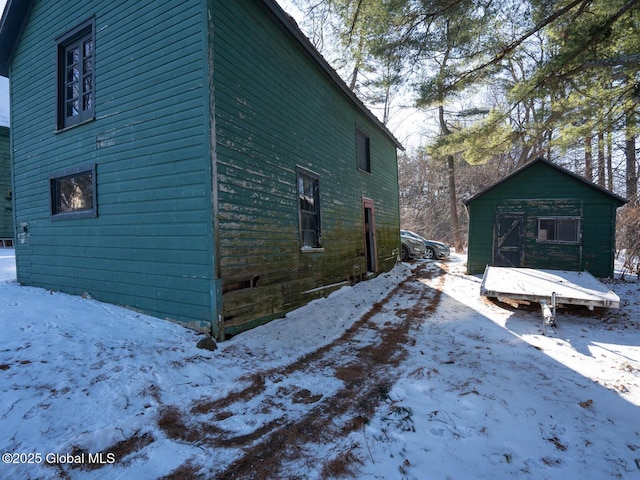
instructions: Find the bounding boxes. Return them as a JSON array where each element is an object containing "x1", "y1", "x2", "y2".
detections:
[
  {"x1": 0, "y1": 0, "x2": 402, "y2": 338},
  {"x1": 0, "y1": 125, "x2": 13, "y2": 246},
  {"x1": 464, "y1": 157, "x2": 627, "y2": 278}
]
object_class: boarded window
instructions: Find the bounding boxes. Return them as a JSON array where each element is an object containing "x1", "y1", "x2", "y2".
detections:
[
  {"x1": 57, "y1": 18, "x2": 95, "y2": 129},
  {"x1": 50, "y1": 165, "x2": 97, "y2": 219},
  {"x1": 356, "y1": 129, "x2": 370, "y2": 172},
  {"x1": 297, "y1": 168, "x2": 321, "y2": 248},
  {"x1": 537, "y1": 217, "x2": 581, "y2": 243}
]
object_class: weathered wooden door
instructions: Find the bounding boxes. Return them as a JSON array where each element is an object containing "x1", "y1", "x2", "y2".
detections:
[
  {"x1": 493, "y1": 214, "x2": 525, "y2": 267},
  {"x1": 363, "y1": 199, "x2": 377, "y2": 273}
]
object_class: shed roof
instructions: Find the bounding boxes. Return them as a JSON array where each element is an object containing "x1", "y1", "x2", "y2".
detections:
[
  {"x1": 464, "y1": 157, "x2": 628, "y2": 206},
  {"x1": 0, "y1": 0, "x2": 403, "y2": 150}
]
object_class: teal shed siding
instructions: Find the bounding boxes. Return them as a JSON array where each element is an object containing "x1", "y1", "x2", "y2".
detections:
[
  {"x1": 9, "y1": 0, "x2": 218, "y2": 332},
  {"x1": 0, "y1": 126, "x2": 12, "y2": 241},
  {"x1": 3, "y1": 0, "x2": 401, "y2": 337},
  {"x1": 213, "y1": 0, "x2": 399, "y2": 332},
  {"x1": 465, "y1": 159, "x2": 626, "y2": 278}
]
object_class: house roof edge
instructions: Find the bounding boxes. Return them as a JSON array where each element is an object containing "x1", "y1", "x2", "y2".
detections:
[
  {"x1": 261, "y1": 0, "x2": 404, "y2": 151},
  {"x1": 0, "y1": 0, "x2": 35, "y2": 77},
  {"x1": 0, "y1": 0, "x2": 405, "y2": 151}
]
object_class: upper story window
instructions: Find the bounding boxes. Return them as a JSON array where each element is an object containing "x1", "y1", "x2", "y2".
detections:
[
  {"x1": 537, "y1": 217, "x2": 581, "y2": 244},
  {"x1": 57, "y1": 18, "x2": 95, "y2": 130},
  {"x1": 297, "y1": 167, "x2": 322, "y2": 249},
  {"x1": 356, "y1": 128, "x2": 371, "y2": 173}
]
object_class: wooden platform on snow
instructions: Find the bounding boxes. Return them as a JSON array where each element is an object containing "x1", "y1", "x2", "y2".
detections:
[{"x1": 480, "y1": 266, "x2": 620, "y2": 310}]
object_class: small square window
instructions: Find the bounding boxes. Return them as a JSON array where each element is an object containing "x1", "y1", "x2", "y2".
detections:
[
  {"x1": 356, "y1": 129, "x2": 371, "y2": 173},
  {"x1": 297, "y1": 168, "x2": 321, "y2": 249},
  {"x1": 57, "y1": 18, "x2": 95, "y2": 130},
  {"x1": 50, "y1": 165, "x2": 97, "y2": 220}
]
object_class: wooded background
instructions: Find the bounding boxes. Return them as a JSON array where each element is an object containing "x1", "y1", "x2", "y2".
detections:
[{"x1": 291, "y1": 0, "x2": 639, "y2": 275}]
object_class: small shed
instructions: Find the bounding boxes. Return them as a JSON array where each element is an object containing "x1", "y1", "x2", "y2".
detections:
[
  {"x1": 464, "y1": 157, "x2": 627, "y2": 278},
  {"x1": 0, "y1": 126, "x2": 13, "y2": 246}
]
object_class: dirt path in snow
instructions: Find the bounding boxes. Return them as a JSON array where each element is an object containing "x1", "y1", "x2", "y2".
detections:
[{"x1": 158, "y1": 262, "x2": 445, "y2": 479}]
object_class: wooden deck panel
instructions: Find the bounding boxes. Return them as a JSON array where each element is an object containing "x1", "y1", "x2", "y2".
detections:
[{"x1": 480, "y1": 266, "x2": 620, "y2": 309}]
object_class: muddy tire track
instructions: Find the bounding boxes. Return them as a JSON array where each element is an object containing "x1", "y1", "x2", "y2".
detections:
[{"x1": 160, "y1": 262, "x2": 446, "y2": 479}]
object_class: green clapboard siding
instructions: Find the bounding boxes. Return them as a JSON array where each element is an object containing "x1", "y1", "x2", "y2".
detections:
[
  {"x1": 7, "y1": 0, "x2": 400, "y2": 338},
  {"x1": 0, "y1": 126, "x2": 12, "y2": 240},
  {"x1": 466, "y1": 159, "x2": 625, "y2": 277},
  {"x1": 213, "y1": 0, "x2": 399, "y2": 333},
  {"x1": 10, "y1": 0, "x2": 217, "y2": 332}
]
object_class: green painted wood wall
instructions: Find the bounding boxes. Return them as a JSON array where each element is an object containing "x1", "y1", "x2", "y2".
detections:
[
  {"x1": 8, "y1": 0, "x2": 400, "y2": 336},
  {"x1": 0, "y1": 126, "x2": 12, "y2": 240},
  {"x1": 9, "y1": 0, "x2": 218, "y2": 332},
  {"x1": 212, "y1": 0, "x2": 400, "y2": 334},
  {"x1": 466, "y1": 161, "x2": 623, "y2": 277}
]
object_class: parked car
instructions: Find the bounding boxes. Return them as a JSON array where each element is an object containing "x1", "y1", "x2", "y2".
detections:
[
  {"x1": 400, "y1": 230, "x2": 427, "y2": 262},
  {"x1": 401, "y1": 230, "x2": 451, "y2": 260}
]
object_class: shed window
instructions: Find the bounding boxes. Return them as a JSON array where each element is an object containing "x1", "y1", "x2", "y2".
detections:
[
  {"x1": 356, "y1": 129, "x2": 371, "y2": 172},
  {"x1": 57, "y1": 19, "x2": 95, "y2": 129},
  {"x1": 297, "y1": 168, "x2": 321, "y2": 249},
  {"x1": 50, "y1": 165, "x2": 97, "y2": 220},
  {"x1": 537, "y1": 217, "x2": 581, "y2": 243}
]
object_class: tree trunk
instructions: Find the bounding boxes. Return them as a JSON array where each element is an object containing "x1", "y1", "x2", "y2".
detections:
[
  {"x1": 597, "y1": 129, "x2": 605, "y2": 187},
  {"x1": 447, "y1": 154, "x2": 462, "y2": 252},
  {"x1": 607, "y1": 128, "x2": 613, "y2": 191},
  {"x1": 584, "y1": 135, "x2": 593, "y2": 181},
  {"x1": 626, "y1": 109, "x2": 638, "y2": 203},
  {"x1": 349, "y1": 66, "x2": 359, "y2": 91},
  {"x1": 438, "y1": 104, "x2": 462, "y2": 251}
]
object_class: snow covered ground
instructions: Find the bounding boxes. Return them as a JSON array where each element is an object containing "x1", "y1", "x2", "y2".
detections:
[{"x1": 1, "y1": 248, "x2": 639, "y2": 479}]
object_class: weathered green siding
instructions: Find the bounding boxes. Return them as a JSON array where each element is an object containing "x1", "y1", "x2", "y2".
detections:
[
  {"x1": 0, "y1": 126, "x2": 12, "y2": 241},
  {"x1": 7, "y1": 0, "x2": 400, "y2": 337},
  {"x1": 213, "y1": 0, "x2": 400, "y2": 333},
  {"x1": 466, "y1": 160, "x2": 624, "y2": 278},
  {"x1": 10, "y1": 0, "x2": 218, "y2": 331}
]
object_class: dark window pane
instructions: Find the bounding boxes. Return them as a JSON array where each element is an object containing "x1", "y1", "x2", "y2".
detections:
[
  {"x1": 301, "y1": 213, "x2": 315, "y2": 231},
  {"x1": 53, "y1": 172, "x2": 94, "y2": 214},
  {"x1": 356, "y1": 130, "x2": 370, "y2": 172},
  {"x1": 83, "y1": 39, "x2": 93, "y2": 57},
  {"x1": 558, "y1": 219, "x2": 579, "y2": 241},
  {"x1": 302, "y1": 230, "x2": 315, "y2": 247},
  {"x1": 83, "y1": 93, "x2": 93, "y2": 110},
  {"x1": 66, "y1": 83, "x2": 75, "y2": 100},
  {"x1": 66, "y1": 66, "x2": 78, "y2": 83},
  {"x1": 67, "y1": 48, "x2": 79, "y2": 66},
  {"x1": 66, "y1": 100, "x2": 79, "y2": 117},
  {"x1": 300, "y1": 195, "x2": 314, "y2": 213},
  {"x1": 538, "y1": 219, "x2": 555, "y2": 241},
  {"x1": 83, "y1": 57, "x2": 93, "y2": 75}
]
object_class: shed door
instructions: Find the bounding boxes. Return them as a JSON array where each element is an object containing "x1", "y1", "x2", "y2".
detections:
[{"x1": 493, "y1": 214, "x2": 525, "y2": 267}]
